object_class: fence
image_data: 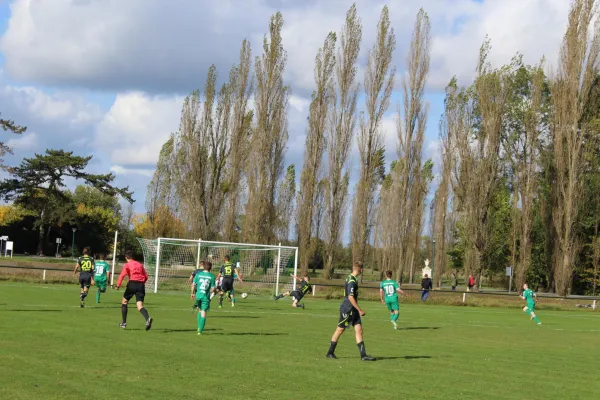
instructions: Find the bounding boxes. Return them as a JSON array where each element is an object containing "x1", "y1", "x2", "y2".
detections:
[{"x1": 1, "y1": 264, "x2": 598, "y2": 311}]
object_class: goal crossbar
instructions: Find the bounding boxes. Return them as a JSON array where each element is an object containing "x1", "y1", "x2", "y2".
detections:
[{"x1": 157, "y1": 237, "x2": 297, "y2": 250}]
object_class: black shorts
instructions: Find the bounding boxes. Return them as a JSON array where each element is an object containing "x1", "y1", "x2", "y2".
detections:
[
  {"x1": 337, "y1": 307, "x2": 361, "y2": 329},
  {"x1": 291, "y1": 291, "x2": 304, "y2": 302},
  {"x1": 79, "y1": 273, "x2": 93, "y2": 289},
  {"x1": 124, "y1": 281, "x2": 146, "y2": 302},
  {"x1": 221, "y1": 279, "x2": 234, "y2": 293}
]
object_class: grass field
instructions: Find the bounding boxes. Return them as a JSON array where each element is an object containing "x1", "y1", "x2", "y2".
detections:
[{"x1": 1, "y1": 283, "x2": 599, "y2": 400}]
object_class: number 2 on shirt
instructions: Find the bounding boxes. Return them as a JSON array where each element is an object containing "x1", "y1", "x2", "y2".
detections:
[{"x1": 199, "y1": 278, "x2": 210, "y2": 291}]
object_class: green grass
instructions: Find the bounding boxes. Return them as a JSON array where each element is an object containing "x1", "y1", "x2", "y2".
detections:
[{"x1": 1, "y1": 283, "x2": 599, "y2": 400}]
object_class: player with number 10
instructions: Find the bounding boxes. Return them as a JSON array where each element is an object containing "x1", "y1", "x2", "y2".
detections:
[{"x1": 380, "y1": 270, "x2": 406, "y2": 329}]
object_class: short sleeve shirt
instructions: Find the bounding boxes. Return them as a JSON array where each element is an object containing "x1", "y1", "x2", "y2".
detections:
[
  {"x1": 220, "y1": 262, "x2": 235, "y2": 279},
  {"x1": 194, "y1": 271, "x2": 216, "y2": 300},
  {"x1": 94, "y1": 261, "x2": 109, "y2": 280},
  {"x1": 380, "y1": 279, "x2": 399, "y2": 302},
  {"x1": 340, "y1": 275, "x2": 358, "y2": 313},
  {"x1": 78, "y1": 255, "x2": 95, "y2": 274}
]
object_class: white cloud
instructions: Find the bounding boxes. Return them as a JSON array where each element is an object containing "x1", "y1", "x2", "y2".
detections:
[
  {"x1": 429, "y1": 0, "x2": 570, "y2": 88},
  {"x1": 94, "y1": 92, "x2": 184, "y2": 167},
  {"x1": 0, "y1": 0, "x2": 572, "y2": 94},
  {"x1": 0, "y1": 72, "x2": 103, "y2": 151},
  {"x1": 6, "y1": 132, "x2": 38, "y2": 151},
  {"x1": 110, "y1": 165, "x2": 154, "y2": 177}
]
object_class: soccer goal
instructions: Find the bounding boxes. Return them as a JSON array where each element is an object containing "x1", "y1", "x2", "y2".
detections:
[{"x1": 137, "y1": 237, "x2": 298, "y2": 295}]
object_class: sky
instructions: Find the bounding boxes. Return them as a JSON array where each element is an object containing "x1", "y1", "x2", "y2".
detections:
[{"x1": 0, "y1": 0, "x2": 572, "y2": 241}]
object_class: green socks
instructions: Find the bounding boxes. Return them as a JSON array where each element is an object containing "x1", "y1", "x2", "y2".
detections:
[
  {"x1": 392, "y1": 313, "x2": 399, "y2": 322},
  {"x1": 533, "y1": 316, "x2": 541, "y2": 324},
  {"x1": 197, "y1": 314, "x2": 206, "y2": 333},
  {"x1": 96, "y1": 290, "x2": 101, "y2": 303},
  {"x1": 525, "y1": 309, "x2": 532, "y2": 317}
]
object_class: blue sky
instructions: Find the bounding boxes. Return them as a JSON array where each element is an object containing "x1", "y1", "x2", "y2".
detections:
[{"x1": 0, "y1": 0, "x2": 570, "y2": 242}]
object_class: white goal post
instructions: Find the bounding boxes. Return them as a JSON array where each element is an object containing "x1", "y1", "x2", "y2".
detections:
[{"x1": 137, "y1": 237, "x2": 299, "y2": 295}]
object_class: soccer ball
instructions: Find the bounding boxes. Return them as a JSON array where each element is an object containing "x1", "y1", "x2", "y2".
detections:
[{"x1": 241, "y1": 293, "x2": 248, "y2": 299}]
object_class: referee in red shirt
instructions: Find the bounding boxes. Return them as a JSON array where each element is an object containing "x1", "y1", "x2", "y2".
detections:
[{"x1": 116, "y1": 250, "x2": 153, "y2": 330}]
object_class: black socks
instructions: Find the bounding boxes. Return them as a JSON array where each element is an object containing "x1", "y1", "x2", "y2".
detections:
[
  {"x1": 327, "y1": 341, "x2": 367, "y2": 358},
  {"x1": 121, "y1": 304, "x2": 128, "y2": 323},
  {"x1": 357, "y1": 341, "x2": 367, "y2": 358},
  {"x1": 327, "y1": 341, "x2": 338, "y2": 355},
  {"x1": 140, "y1": 307, "x2": 150, "y2": 322}
]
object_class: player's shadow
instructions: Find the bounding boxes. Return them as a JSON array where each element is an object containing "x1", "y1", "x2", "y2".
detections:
[
  {"x1": 212, "y1": 332, "x2": 288, "y2": 336},
  {"x1": 87, "y1": 306, "x2": 122, "y2": 309},
  {"x1": 397, "y1": 327, "x2": 440, "y2": 330},
  {"x1": 160, "y1": 328, "x2": 222, "y2": 333},
  {"x1": 3, "y1": 309, "x2": 63, "y2": 312},
  {"x1": 377, "y1": 356, "x2": 432, "y2": 360}
]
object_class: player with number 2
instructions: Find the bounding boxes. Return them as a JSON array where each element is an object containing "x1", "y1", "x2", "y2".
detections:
[{"x1": 192, "y1": 261, "x2": 217, "y2": 335}]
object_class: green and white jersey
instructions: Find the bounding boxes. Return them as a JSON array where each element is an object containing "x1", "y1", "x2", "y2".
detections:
[
  {"x1": 523, "y1": 288, "x2": 535, "y2": 304},
  {"x1": 194, "y1": 271, "x2": 216, "y2": 300},
  {"x1": 380, "y1": 279, "x2": 400, "y2": 302},
  {"x1": 94, "y1": 261, "x2": 110, "y2": 282}
]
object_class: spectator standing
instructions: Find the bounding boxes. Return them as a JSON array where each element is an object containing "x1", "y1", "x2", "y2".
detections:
[
  {"x1": 450, "y1": 273, "x2": 458, "y2": 291},
  {"x1": 468, "y1": 274, "x2": 475, "y2": 292},
  {"x1": 421, "y1": 274, "x2": 433, "y2": 301}
]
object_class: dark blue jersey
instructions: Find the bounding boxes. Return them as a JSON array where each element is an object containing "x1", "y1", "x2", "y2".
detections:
[
  {"x1": 299, "y1": 280, "x2": 312, "y2": 295},
  {"x1": 77, "y1": 255, "x2": 95, "y2": 274},
  {"x1": 220, "y1": 262, "x2": 235, "y2": 279},
  {"x1": 340, "y1": 274, "x2": 358, "y2": 313}
]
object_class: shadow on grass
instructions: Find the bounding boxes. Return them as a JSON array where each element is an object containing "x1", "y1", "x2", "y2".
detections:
[
  {"x1": 211, "y1": 315, "x2": 261, "y2": 319},
  {"x1": 377, "y1": 356, "x2": 432, "y2": 360},
  {"x1": 87, "y1": 306, "x2": 122, "y2": 309},
  {"x1": 211, "y1": 332, "x2": 288, "y2": 336},
  {"x1": 397, "y1": 327, "x2": 440, "y2": 330},
  {"x1": 160, "y1": 328, "x2": 223, "y2": 333},
  {"x1": 2, "y1": 309, "x2": 63, "y2": 312}
]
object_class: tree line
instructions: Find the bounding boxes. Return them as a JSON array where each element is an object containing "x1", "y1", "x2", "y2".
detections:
[
  {"x1": 1, "y1": 1, "x2": 599, "y2": 296},
  {"x1": 140, "y1": 0, "x2": 600, "y2": 295}
]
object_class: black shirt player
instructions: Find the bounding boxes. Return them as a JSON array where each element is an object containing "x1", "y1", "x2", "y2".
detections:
[
  {"x1": 326, "y1": 262, "x2": 375, "y2": 361},
  {"x1": 274, "y1": 275, "x2": 312, "y2": 308},
  {"x1": 72, "y1": 247, "x2": 95, "y2": 308},
  {"x1": 217, "y1": 256, "x2": 243, "y2": 308}
]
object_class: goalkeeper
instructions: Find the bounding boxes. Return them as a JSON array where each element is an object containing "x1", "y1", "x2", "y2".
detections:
[
  {"x1": 274, "y1": 274, "x2": 312, "y2": 309},
  {"x1": 217, "y1": 256, "x2": 243, "y2": 308}
]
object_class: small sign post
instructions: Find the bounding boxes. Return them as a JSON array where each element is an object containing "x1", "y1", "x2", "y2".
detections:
[
  {"x1": 506, "y1": 266, "x2": 513, "y2": 293},
  {"x1": 5, "y1": 241, "x2": 13, "y2": 258},
  {"x1": 55, "y1": 237, "x2": 62, "y2": 258}
]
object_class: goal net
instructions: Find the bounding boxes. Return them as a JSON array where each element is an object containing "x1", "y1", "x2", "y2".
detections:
[{"x1": 137, "y1": 237, "x2": 298, "y2": 296}]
